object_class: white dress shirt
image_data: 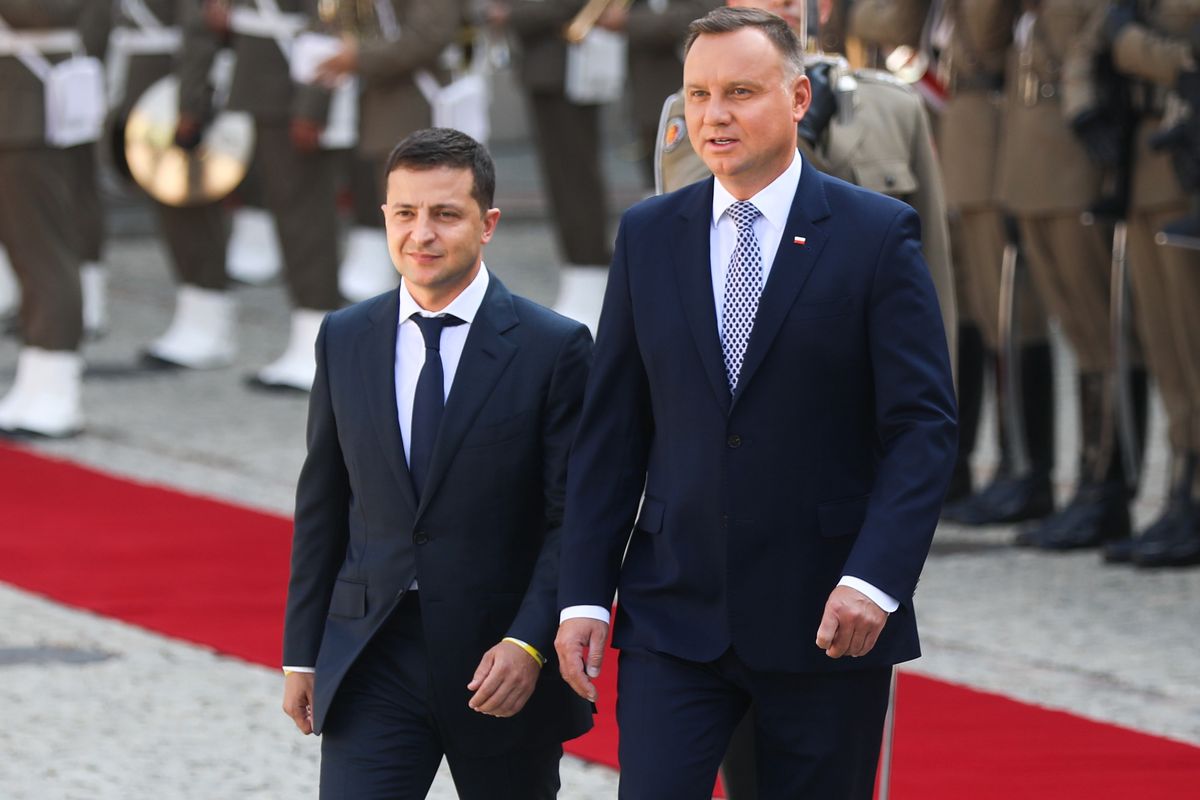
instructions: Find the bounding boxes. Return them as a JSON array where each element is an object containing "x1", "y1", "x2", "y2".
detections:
[
  {"x1": 561, "y1": 152, "x2": 898, "y2": 627},
  {"x1": 395, "y1": 265, "x2": 490, "y2": 461}
]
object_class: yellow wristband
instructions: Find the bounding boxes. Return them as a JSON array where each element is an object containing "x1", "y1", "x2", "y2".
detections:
[{"x1": 502, "y1": 637, "x2": 546, "y2": 667}]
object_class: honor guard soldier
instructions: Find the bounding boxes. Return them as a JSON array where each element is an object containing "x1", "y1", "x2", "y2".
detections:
[
  {"x1": 486, "y1": 0, "x2": 613, "y2": 331},
  {"x1": 1065, "y1": 0, "x2": 1200, "y2": 567},
  {"x1": 998, "y1": 1, "x2": 1147, "y2": 552},
  {"x1": 654, "y1": 2, "x2": 955, "y2": 795},
  {"x1": 184, "y1": 0, "x2": 341, "y2": 392},
  {"x1": 73, "y1": 1, "x2": 113, "y2": 338},
  {"x1": 0, "y1": 1, "x2": 103, "y2": 437},
  {"x1": 295, "y1": 0, "x2": 463, "y2": 303},
  {"x1": 108, "y1": 0, "x2": 238, "y2": 370},
  {"x1": 934, "y1": 0, "x2": 1057, "y2": 527}
]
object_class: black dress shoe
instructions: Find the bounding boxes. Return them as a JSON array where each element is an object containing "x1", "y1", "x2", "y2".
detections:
[
  {"x1": 1035, "y1": 483, "x2": 1131, "y2": 550},
  {"x1": 944, "y1": 461, "x2": 974, "y2": 506},
  {"x1": 1102, "y1": 537, "x2": 1137, "y2": 564},
  {"x1": 956, "y1": 473, "x2": 1055, "y2": 526},
  {"x1": 1133, "y1": 510, "x2": 1200, "y2": 568}
]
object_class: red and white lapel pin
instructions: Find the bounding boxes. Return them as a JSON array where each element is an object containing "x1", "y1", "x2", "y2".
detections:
[{"x1": 793, "y1": 235, "x2": 807, "y2": 246}]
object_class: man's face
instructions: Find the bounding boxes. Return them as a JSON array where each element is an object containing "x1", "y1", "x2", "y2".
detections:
[
  {"x1": 683, "y1": 27, "x2": 810, "y2": 198},
  {"x1": 727, "y1": 0, "x2": 805, "y2": 33},
  {"x1": 382, "y1": 166, "x2": 499, "y2": 310}
]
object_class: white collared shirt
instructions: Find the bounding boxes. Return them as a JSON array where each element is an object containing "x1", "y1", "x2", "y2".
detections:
[{"x1": 395, "y1": 265, "x2": 490, "y2": 463}]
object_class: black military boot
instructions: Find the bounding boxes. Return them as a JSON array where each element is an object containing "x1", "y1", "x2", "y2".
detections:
[
  {"x1": 957, "y1": 343, "x2": 1055, "y2": 525},
  {"x1": 944, "y1": 325, "x2": 986, "y2": 507},
  {"x1": 1034, "y1": 371, "x2": 1146, "y2": 550},
  {"x1": 1134, "y1": 451, "x2": 1200, "y2": 567}
]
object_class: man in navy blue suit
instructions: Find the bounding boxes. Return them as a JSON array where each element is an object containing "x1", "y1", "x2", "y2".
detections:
[
  {"x1": 281, "y1": 129, "x2": 592, "y2": 799},
  {"x1": 554, "y1": 7, "x2": 957, "y2": 798}
]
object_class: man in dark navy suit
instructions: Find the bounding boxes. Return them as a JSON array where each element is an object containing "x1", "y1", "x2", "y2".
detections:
[
  {"x1": 554, "y1": 7, "x2": 957, "y2": 798},
  {"x1": 281, "y1": 128, "x2": 592, "y2": 799}
]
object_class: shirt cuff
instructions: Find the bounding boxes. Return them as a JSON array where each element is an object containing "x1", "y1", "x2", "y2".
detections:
[
  {"x1": 282, "y1": 666, "x2": 315, "y2": 674},
  {"x1": 837, "y1": 576, "x2": 900, "y2": 614},
  {"x1": 560, "y1": 605, "x2": 611, "y2": 625}
]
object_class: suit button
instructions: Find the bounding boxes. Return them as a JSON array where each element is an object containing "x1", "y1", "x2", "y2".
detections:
[
  {"x1": 727, "y1": 435, "x2": 742, "y2": 448},
  {"x1": 413, "y1": 531, "x2": 429, "y2": 545}
]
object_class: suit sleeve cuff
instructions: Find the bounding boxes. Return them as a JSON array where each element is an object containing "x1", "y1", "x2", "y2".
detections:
[
  {"x1": 559, "y1": 605, "x2": 611, "y2": 625},
  {"x1": 282, "y1": 666, "x2": 315, "y2": 674},
  {"x1": 837, "y1": 576, "x2": 900, "y2": 613}
]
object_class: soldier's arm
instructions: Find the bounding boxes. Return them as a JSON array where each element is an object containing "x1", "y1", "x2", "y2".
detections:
[
  {"x1": 0, "y1": 0, "x2": 84, "y2": 26},
  {"x1": 505, "y1": 0, "x2": 584, "y2": 36},
  {"x1": 1113, "y1": 22, "x2": 1198, "y2": 88},
  {"x1": 356, "y1": 0, "x2": 459, "y2": 83},
  {"x1": 1061, "y1": 2, "x2": 1109, "y2": 121},
  {"x1": 176, "y1": 0, "x2": 222, "y2": 120},
  {"x1": 905, "y1": 95, "x2": 956, "y2": 358},
  {"x1": 848, "y1": 0, "x2": 929, "y2": 49},
  {"x1": 625, "y1": 1, "x2": 721, "y2": 47}
]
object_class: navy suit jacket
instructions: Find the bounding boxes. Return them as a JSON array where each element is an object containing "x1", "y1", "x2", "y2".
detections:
[
  {"x1": 559, "y1": 164, "x2": 958, "y2": 673},
  {"x1": 283, "y1": 276, "x2": 593, "y2": 753}
]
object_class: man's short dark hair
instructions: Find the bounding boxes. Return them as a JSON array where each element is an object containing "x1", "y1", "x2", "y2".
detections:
[
  {"x1": 383, "y1": 128, "x2": 496, "y2": 214},
  {"x1": 684, "y1": 7, "x2": 805, "y2": 79}
]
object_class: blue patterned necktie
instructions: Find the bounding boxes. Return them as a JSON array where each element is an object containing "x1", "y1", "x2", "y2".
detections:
[
  {"x1": 721, "y1": 200, "x2": 763, "y2": 391},
  {"x1": 409, "y1": 314, "x2": 464, "y2": 498}
]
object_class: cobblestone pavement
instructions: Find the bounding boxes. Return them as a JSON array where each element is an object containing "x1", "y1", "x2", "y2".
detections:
[{"x1": 2, "y1": 144, "x2": 1198, "y2": 796}]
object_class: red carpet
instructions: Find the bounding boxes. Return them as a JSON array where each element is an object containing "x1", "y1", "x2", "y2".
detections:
[{"x1": 2, "y1": 442, "x2": 1199, "y2": 797}]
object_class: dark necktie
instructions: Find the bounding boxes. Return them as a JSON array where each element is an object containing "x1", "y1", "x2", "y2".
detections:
[
  {"x1": 722, "y1": 200, "x2": 763, "y2": 391},
  {"x1": 409, "y1": 314, "x2": 464, "y2": 498}
]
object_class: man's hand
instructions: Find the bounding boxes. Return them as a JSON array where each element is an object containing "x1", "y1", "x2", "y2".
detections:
[
  {"x1": 202, "y1": 0, "x2": 231, "y2": 37},
  {"x1": 314, "y1": 40, "x2": 359, "y2": 87},
  {"x1": 554, "y1": 617, "x2": 608, "y2": 702},
  {"x1": 815, "y1": 585, "x2": 889, "y2": 659},
  {"x1": 289, "y1": 118, "x2": 322, "y2": 153},
  {"x1": 596, "y1": 4, "x2": 630, "y2": 32},
  {"x1": 467, "y1": 640, "x2": 541, "y2": 718},
  {"x1": 282, "y1": 671, "x2": 315, "y2": 734},
  {"x1": 174, "y1": 113, "x2": 204, "y2": 151}
]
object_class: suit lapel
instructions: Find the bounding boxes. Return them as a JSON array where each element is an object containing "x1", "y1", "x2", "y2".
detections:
[
  {"x1": 360, "y1": 291, "x2": 419, "y2": 513},
  {"x1": 415, "y1": 277, "x2": 519, "y2": 518},
  {"x1": 731, "y1": 163, "x2": 832, "y2": 409},
  {"x1": 674, "y1": 179, "x2": 732, "y2": 415}
]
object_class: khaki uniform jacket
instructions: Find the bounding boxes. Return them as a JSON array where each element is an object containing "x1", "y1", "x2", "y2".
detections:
[
  {"x1": 656, "y1": 68, "x2": 955, "y2": 348},
  {"x1": 937, "y1": 0, "x2": 1019, "y2": 209},
  {"x1": 0, "y1": 1, "x2": 85, "y2": 148},
  {"x1": 849, "y1": 0, "x2": 930, "y2": 50},
  {"x1": 996, "y1": 0, "x2": 1105, "y2": 214},
  {"x1": 506, "y1": 0, "x2": 586, "y2": 94},
  {"x1": 1064, "y1": 0, "x2": 1200, "y2": 210},
  {"x1": 296, "y1": 0, "x2": 460, "y2": 158}
]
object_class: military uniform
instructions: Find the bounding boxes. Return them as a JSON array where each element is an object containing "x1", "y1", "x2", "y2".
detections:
[
  {"x1": 0, "y1": 1, "x2": 87, "y2": 436},
  {"x1": 108, "y1": 0, "x2": 240, "y2": 370},
  {"x1": 505, "y1": 0, "x2": 611, "y2": 267},
  {"x1": 1065, "y1": 0, "x2": 1200, "y2": 566},
  {"x1": 624, "y1": 0, "x2": 721, "y2": 186},
  {"x1": 656, "y1": 64, "x2": 958, "y2": 360},
  {"x1": 182, "y1": 0, "x2": 341, "y2": 389},
  {"x1": 935, "y1": 0, "x2": 1059, "y2": 525},
  {"x1": 998, "y1": 1, "x2": 1146, "y2": 550},
  {"x1": 848, "y1": 0, "x2": 929, "y2": 52},
  {"x1": 296, "y1": 0, "x2": 461, "y2": 302}
]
